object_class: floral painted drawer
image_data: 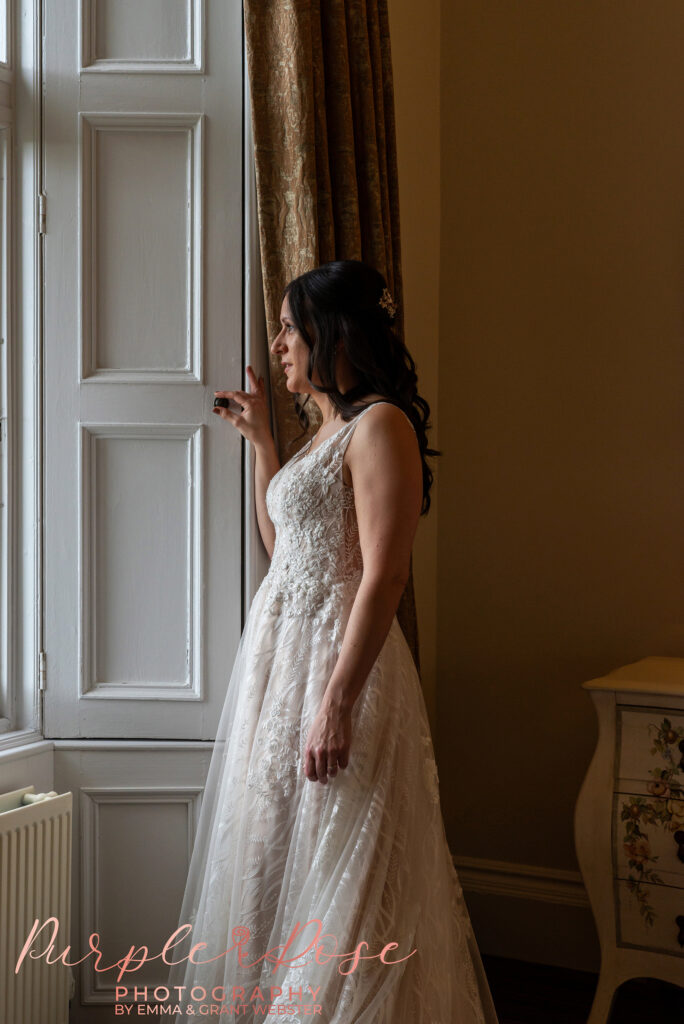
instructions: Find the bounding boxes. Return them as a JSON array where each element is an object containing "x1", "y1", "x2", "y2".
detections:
[
  {"x1": 576, "y1": 658, "x2": 684, "y2": 1023},
  {"x1": 613, "y1": 711, "x2": 684, "y2": 937},
  {"x1": 616, "y1": 708, "x2": 684, "y2": 786},
  {"x1": 614, "y1": 792, "x2": 684, "y2": 890},
  {"x1": 616, "y1": 879, "x2": 684, "y2": 957}
]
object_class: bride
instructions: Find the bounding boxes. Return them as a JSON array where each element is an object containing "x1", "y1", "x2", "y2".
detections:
[{"x1": 167, "y1": 260, "x2": 498, "y2": 1022}]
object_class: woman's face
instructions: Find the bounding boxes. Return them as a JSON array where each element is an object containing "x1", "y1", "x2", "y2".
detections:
[{"x1": 270, "y1": 297, "x2": 313, "y2": 393}]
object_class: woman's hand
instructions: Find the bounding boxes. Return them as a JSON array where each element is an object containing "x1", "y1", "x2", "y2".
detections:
[
  {"x1": 303, "y1": 698, "x2": 352, "y2": 785},
  {"x1": 213, "y1": 365, "x2": 272, "y2": 448}
]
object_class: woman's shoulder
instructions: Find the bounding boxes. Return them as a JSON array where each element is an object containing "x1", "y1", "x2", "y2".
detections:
[
  {"x1": 342, "y1": 397, "x2": 420, "y2": 489},
  {"x1": 351, "y1": 396, "x2": 416, "y2": 437},
  {"x1": 346, "y1": 398, "x2": 418, "y2": 460}
]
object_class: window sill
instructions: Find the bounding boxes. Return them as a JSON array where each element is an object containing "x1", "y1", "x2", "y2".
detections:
[{"x1": 0, "y1": 729, "x2": 47, "y2": 758}]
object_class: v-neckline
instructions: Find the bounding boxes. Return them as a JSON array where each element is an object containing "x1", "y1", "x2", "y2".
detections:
[
  {"x1": 302, "y1": 420, "x2": 351, "y2": 458},
  {"x1": 297, "y1": 401, "x2": 389, "y2": 461}
]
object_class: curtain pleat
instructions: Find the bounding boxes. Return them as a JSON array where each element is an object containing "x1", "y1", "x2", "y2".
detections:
[{"x1": 244, "y1": 0, "x2": 420, "y2": 672}]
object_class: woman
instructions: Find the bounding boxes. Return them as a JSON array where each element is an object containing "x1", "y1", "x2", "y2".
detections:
[{"x1": 168, "y1": 260, "x2": 498, "y2": 1022}]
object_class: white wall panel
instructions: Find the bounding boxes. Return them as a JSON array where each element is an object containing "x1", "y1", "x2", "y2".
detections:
[
  {"x1": 80, "y1": 113, "x2": 203, "y2": 382},
  {"x1": 81, "y1": 0, "x2": 204, "y2": 74},
  {"x1": 54, "y1": 744, "x2": 211, "y2": 1014},
  {"x1": 80, "y1": 425, "x2": 203, "y2": 700},
  {"x1": 80, "y1": 785, "x2": 201, "y2": 1001}
]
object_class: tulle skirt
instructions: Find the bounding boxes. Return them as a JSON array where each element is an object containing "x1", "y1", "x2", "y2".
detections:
[{"x1": 167, "y1": 578, "x2": 498, "y2": 1023}]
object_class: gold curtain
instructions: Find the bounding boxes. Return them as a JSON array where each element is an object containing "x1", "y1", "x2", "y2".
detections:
[{"x1": 244, "y1": 0, "x2": 420, "y2": 673}]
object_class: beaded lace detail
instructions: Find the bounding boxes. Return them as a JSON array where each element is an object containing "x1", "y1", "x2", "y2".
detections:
[{"x1": 261, "y1": 403, "x2": 396, "y2": 623}]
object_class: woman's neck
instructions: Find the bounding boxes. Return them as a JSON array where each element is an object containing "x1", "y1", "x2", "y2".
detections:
[{"x1": 315, "y1": 398, "x2": 339, "y2": 426}]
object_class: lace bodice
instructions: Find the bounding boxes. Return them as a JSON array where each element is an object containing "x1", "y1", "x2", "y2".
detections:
[{"x1": 262, "y1": 401, "x2": 412, "y2": 623}]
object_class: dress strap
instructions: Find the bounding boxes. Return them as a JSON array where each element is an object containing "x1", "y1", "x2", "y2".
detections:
[{"x1": 337, "y1": 400, "x2": 416, "y2": 457}]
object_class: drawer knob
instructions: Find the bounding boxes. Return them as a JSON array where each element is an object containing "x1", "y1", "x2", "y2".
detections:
[{"x1": 677, "y1": 915, "x2": 684, "y2": 947}]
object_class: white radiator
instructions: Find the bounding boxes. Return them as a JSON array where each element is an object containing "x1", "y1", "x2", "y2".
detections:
[{"x1": 0, "y1": 785, "x2": 73, "y2": 1024}]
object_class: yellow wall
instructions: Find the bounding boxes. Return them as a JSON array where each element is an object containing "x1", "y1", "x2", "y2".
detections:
[
  {"x1": 391, "y1": 0, "x2": 684, "y2": 963},
  {"x1": 438, "y1": 0, "x2": 684, "y2": 869}
]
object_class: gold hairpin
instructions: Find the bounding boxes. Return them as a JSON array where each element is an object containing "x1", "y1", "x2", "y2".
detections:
[{"x1": 379, "y1": 287, "x2": 397, "y2": 319}]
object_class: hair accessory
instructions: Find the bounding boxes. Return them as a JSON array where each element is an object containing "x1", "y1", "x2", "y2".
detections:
[{"x1": 379, "y1": 287, "x2": 397, "y2": 320}]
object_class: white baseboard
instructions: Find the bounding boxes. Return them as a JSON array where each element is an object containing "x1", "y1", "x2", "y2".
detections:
[
  {"x1": 454, "y1": 854, "x2": 589, "y2": 909},
  {"x1": 453, "y1": 854, "x2": 599, "y2": 972}
]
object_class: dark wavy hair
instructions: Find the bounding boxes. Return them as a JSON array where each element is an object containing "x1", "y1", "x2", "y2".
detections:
[{"x1": 282, "y1": 259, "x2": 440, "y2": 515}]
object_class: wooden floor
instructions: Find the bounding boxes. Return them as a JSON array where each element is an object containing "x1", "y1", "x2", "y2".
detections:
[{"x1": 482, "y1": 956, "x2": 684, "y2": 1023}]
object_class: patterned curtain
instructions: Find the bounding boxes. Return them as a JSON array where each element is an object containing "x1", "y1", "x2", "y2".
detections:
[{"x1": 243, "y1": 0, "x2": 420, "y2": 673}]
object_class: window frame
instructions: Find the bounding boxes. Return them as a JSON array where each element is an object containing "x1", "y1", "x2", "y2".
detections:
[
  {"x1": 1, "y1": 1, "x2": 268, "y2": 752},
  {"x1": 0, "y1": 111, "x2": 12, "y2": 736},
  {"x1": 0, "y1": 0, "x2": 43, "y2": 749}
]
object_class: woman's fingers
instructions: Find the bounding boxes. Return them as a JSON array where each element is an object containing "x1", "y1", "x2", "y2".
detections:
[
  {"x1": 314, "y1": 748, "x2": 329, "y2": 785},
  {"x1": 304, "y1": 759, "x2": 347, "y2": 782},
  {"x1": 216, "y1": 367, "x2": 265, "y2": 407},
  {"x1": 304, "y1": 748, "x2": 318, "y2": 783},
  {"x1": 212, "y1": 389, "x2": 248, "y2": 404},
  {"x1": 302, "y1": 746, "x2": 347, "y2": 784},
  {"x1": 303, "y1": 744, "x2": 330, "y2": 784},
  {"x1": 327, "y1": 745, "x2": 344, "y2": 777},
  {"x1": 246, "y1": 365, "x2": 264, "y2": 392},
  {"x1": 211, "y1": 406, "x2": 238, "y2": 423},
  {"x1": 222, "y1": 388, "x2": 251, "y2": 404},
  {"x1": 303, "y1": 705, "x2": 351, "y2": 785}
]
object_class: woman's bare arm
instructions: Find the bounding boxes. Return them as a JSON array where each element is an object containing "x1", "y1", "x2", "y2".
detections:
[
  {"x1": 252, "y1": 436, "x2": 280, "y2": 558},
  {"x1": 303, "y1": 403, "x2": 423, "y2": 784},
  {"x1": 213, "y1": 365, "x2": 280, "y2": 558}
]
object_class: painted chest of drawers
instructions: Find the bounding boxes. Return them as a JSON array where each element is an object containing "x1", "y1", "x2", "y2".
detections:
[{"x1": 575, "y1": 656, "x2": 684, "y2": 1022}]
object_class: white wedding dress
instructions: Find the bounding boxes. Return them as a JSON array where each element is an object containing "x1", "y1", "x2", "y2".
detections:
[{"x1": 168, "y1": 401, "x2": 498, "y2": 1023}]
